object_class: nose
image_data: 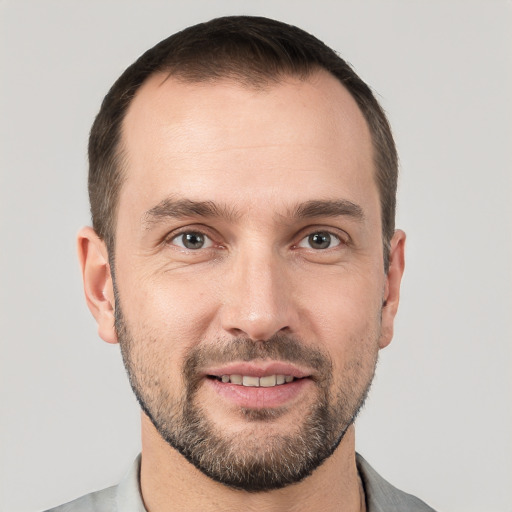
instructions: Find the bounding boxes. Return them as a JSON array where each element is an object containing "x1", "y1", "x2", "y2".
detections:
[{"x1": 219, "y1": 248, "x2": 298, "y2": 341}]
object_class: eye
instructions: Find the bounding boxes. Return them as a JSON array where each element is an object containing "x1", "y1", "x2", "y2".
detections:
[
  {"x1": 171, "y1": 231, "x2": 213, "y2": 250},
  {"x1": 298, "y1": 231, "x2": 341, "y2": 250}
]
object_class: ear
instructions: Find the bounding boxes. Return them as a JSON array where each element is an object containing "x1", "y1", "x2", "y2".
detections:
[
  {"x1": 77, "y1": 226, "x2": 118, "y2": 344},
  {"x1": 379, "y1": 229, "x2": 406, "y2": 349}
]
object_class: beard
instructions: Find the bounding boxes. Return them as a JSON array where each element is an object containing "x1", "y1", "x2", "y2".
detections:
[{"x1": 114, "y1": 290, "x2": 379, "y2": 492}]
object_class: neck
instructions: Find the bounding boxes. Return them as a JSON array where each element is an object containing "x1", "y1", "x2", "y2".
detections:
[{"x1": 139, "y1": 414, "x2": 364, "y2": 512}]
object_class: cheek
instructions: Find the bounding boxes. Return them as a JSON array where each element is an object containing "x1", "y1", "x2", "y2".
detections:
[
  {"x1": 300, "y1": 266, "x2": 384, "y2": 338},
  {"x1": 297, "y1": 269, "x2": 383, "y2": 387},
  {"x1": 116, "y1": 266, "x2": 220, "y2": 351}
]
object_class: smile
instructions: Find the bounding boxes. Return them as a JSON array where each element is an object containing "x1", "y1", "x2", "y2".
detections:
[
  {"x1": 204, "y1": 363, "x2": 313, "y2": 408},
  {"x1": 210, "y1": 374, "x2": 297, "y2": 387}
]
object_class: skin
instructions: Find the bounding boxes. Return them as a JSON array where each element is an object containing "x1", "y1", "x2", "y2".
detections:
[{"x1": 78, "y1": 70, "x2": 405, "y2": 512}]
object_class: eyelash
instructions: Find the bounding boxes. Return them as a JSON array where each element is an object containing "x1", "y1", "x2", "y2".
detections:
[
  {"x1": 165, "y1": 227, "x2": 218, "y2": 251},
  {"x1": 165, "y1": 227, "x2": 348, "y2": 252},
  {"x1": 295, "y1": 231, "x2": 343, "y2": 250}
]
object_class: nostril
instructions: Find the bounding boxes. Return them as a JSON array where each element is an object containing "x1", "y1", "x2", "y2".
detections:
[{"x1": 220, "y1": 292, "x2": 296, "y2": 342}]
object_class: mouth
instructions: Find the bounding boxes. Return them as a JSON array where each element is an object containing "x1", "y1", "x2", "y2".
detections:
[
  {"x1": 208, "y1": 374, "x2": 300, "y2": 387},
  {"x1": 202, "y1": 362, "x2": 313, "y2": 409}
]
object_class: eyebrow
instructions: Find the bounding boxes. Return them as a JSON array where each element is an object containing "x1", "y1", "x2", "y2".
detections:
[
  {"x1": 142, "y1": 196, "x2": 364, "y2": 229},
  {"x1": 142, "y1": 197, "x2": 238, "y2": 229},
  {"x1": 289, "y1": 199, "x2": 365, "y2": 221}
]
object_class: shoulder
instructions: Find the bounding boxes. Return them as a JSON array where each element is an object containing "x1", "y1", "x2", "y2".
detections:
[
  {"x1": 356, "y1": 453, "x2": 437, "y2": 512},
  {"x1": 42, "y1": 455, "x2": 144, "y2": 512},
  {"x1": 43, "y1": 485, "x2": 117, "y2": 512}
]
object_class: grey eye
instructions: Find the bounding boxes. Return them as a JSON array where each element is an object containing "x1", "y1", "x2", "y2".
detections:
[
  {"x1": 172, "y1": 232, "x2": 213, "y2": 250},
  {"x1": 298, "y1": 231, "x2": 341, "y2": 250}
]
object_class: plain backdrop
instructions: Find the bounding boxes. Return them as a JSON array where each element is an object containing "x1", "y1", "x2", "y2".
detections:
[{"x1": 1, "y1": 1, "x2": 511, "y2": 511}]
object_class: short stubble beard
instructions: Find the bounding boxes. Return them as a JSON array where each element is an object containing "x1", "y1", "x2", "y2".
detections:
[{"x1": 113, "y1": 281, "x2": 379, "y2": 492}]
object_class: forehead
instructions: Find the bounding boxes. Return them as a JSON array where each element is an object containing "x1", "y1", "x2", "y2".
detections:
[{"x1": 119, "y1": 70, "x2": 376, "y2": 220}]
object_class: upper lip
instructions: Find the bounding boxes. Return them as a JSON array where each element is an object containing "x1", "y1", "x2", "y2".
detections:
[{"x1": 203, "y1": 361, "x2": 312, "y2": 379}]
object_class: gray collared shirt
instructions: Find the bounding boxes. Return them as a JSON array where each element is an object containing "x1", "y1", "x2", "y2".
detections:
[{"x1": 44, "y1": 453, "x2": 436, "y2": 512}]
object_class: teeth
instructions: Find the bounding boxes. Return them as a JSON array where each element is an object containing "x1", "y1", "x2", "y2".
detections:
[
  {"x1": 259, "y1": 375, "x2": 277, "y2": 387},
  {"x1": 242, "y1": 375, "x2": 260, "y2": 387},
  {"x1": 218, "y1": 374, "x2": 295, "y2": 387},
  {"x1": 230, "y1": 374, "x2": 243, "y2": 385}
]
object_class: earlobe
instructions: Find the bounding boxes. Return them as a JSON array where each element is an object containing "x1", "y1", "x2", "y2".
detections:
[
  {"x1": 379, "y1": 229, "x2": 406, "y2": 349},
  {"x1": 77, "y1": 226, "x2": 118, "y2": 344}
]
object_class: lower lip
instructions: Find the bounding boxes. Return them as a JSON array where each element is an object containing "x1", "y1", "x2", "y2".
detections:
[{"x1": 206, "y1": 377, "x2": 312, "y2": 409}]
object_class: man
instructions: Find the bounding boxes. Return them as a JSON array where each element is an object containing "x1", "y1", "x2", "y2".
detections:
[{"x1": 47, "y1": 15, "x2": 435, "y2": 512}]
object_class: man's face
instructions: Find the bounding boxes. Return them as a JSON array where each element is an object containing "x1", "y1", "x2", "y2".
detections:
[{"x1": 107, "y1": 71, "x2": 402, "y2": 490}]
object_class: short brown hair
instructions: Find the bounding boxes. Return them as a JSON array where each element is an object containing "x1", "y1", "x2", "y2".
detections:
[{"x1": 89, "y1": 16, "x2": 398, "y2": 268}]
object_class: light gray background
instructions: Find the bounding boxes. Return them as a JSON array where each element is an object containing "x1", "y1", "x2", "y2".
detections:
[{"x1": 1, "y1": 1, "x2": 511, "y2": 511}]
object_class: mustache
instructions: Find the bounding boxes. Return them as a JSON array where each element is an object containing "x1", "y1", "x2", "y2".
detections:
[{"x1": 183, "y1": 333, "x2": 333, "y2": 383}]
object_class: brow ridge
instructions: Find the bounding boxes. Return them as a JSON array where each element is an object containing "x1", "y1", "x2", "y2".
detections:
[
  {"x1": 142, "y1": 197, "x2": 238, "y2": 229},
  {"x1": 290, "y1": 199, "x2": 364, "y2": 221},
  {"x1": 142, "y1": 196, "x2": 364, "y2": 230}
]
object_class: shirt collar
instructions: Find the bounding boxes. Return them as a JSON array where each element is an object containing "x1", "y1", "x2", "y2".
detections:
[{"x1": 116, "y1": 454, "x2": 147, "y2": 512}]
